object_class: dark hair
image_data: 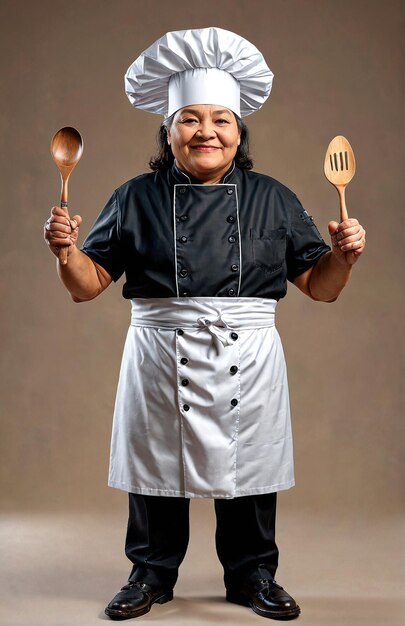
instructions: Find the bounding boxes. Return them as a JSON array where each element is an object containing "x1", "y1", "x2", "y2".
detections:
[{"x1": 149, "y1": 113, "x2": 253, "y2": 171}]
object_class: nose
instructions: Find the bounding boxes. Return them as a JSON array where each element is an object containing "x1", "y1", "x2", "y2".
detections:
[{"x1": 197, "y1": 121, "x2": 216, "y2": 140}]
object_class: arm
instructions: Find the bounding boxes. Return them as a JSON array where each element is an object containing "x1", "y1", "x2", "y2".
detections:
[
  {"x1": 293, "y1": 218, "x2": 366, "y2": 302},
  {"x1": 44, "y1": 206, "x2": 112, "y2": 302}
]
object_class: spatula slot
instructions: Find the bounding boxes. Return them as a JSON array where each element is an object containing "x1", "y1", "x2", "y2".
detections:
[
  {"x1": 333, "y1": 153, "x2": 339, "y2": 171},
  {"x1": 344, "y1": 151, "x2": 348, "y2": 170}
]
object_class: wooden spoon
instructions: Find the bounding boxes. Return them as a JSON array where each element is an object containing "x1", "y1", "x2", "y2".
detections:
[
  {"x1": 324, "y1": 135, "x2": 356, "y2": 222},
  {"x1": 50, "y1": 127, "x2": 83, "y2": 264}
]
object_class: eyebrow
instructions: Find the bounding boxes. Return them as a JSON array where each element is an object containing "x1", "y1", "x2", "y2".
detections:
[{"x1": 179, "y1": 108, "x2": 232, "y2": 116}]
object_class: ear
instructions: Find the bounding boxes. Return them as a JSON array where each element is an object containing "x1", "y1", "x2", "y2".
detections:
[
  {"x1": 166, "y1": 126, "x2": 171, "y2": 146},
  {"x1": 237, "y1": 132, "x2": 241, "y2": 146}
]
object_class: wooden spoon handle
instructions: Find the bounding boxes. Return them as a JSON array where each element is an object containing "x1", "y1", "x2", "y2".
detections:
[
  {"x1": 337, "y1": 185, "x2": 349, "y2": 222},
  {"x1": 59, "y1": 175, "x2": 70, "y2": 265}
]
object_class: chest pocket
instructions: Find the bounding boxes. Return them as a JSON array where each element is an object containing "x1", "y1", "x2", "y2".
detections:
[{"x1": 251, "y1": 228, "x2": 287, "y2": 274}]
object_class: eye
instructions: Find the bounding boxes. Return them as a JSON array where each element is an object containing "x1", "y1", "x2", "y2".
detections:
[
  {"x1": 215, "y1": 118, "x2": 230, "y2": 125},
  {"x1": 181, "y1": 117, "x2": 199, "y2": 124}
]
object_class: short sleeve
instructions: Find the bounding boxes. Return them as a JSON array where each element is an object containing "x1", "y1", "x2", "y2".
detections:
[
  {"x1": 286, "y1": 192, "x2": 331, "y2": 282},
  {"x1": 81, "y1": 190, "x2": 125, "y2": 282}
]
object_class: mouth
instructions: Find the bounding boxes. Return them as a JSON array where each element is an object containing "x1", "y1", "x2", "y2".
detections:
[{"x1": 191, "y1": 145, "x2": 221, "y2": 152}]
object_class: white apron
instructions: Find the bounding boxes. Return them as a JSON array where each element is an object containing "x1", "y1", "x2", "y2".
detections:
[{"x1": 108, "y1": 297, "x2": 294, "y2": 498}]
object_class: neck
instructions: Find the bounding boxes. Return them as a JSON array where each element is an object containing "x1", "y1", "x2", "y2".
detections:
[{"x1": 174, "y1": 161, "x2": 233, "y2": 184}]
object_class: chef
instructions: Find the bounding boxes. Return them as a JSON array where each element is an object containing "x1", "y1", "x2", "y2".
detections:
[{"x1": 44, "y1": 27, "x2": 366, "y2": 622}]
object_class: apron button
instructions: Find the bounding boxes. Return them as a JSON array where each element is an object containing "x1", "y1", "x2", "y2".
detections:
[
  {"x1": 180, "y1": 357, "x2": 188, "y2": 365},
  {"x1": 231, "y1": 398, "x2": 238, "y2": 407},
  {"x1": 230, "y1": 365, "x2": 238, "y2": 375},
  {"x1": 181, "y1": 378, "x2": 189, "y2": 386},
  {"x1": 230, "y1": 332, "x2": 238, "y2": 340},
  {"x1": 177, "y1": 329, "x2": 184, "y2": 335},
  {"x1": 183, "y1": 404, "x2": 190, "y2": 411}
]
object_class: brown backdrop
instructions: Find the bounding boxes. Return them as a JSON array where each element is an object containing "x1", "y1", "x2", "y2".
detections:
[{"x1": 0, "y1": 0, "x2": 403, "y2": 523}]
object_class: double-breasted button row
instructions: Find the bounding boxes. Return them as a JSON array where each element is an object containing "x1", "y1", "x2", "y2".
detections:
[{"x1": 178, "y1": 328, "x2": 240, "y2": 413}]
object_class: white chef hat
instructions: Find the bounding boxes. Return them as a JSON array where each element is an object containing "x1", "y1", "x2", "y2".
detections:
[{"x1": 125, "y1": 27, "x2": 273, "y2": 118}]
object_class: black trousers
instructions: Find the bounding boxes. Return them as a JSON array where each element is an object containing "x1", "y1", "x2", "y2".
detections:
[{"x1": 125, "y1": 492, "x2": 279, "y2": 590}]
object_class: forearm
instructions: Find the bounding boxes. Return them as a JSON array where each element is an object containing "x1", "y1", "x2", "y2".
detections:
[
  {"x1": 57, "y1": 245, "x2": 106, "y2": 302},
  {"x1": 308, "y1": 251, "x2": 352, "y2": 302}
]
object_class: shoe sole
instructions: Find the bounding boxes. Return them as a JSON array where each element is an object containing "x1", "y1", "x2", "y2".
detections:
[
  {"x1": 105, "y1": 591, "x2": 173, "y2": 620},
  {"x1": 226, "y1": 591, "x2": 301, "y2": 620}
]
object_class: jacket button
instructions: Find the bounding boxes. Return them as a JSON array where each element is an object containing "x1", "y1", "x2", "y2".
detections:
[
  {"x1": 230, "y1": 365, "x2": 238, "y2": 375},
  {"x1": 227, "y1": 215, "x2": 235, "y2": 223},
  {"x1": 231, "y1": 398, "x2": 238, "y2": 407},
  {"x1": 180, "y1": 236, "x2": 188, "y2": 243},
  {"x1": 230, "y1": 332, "x2": 238, "y2": 341},
  {"x1": 228, "y1": 288, "x2": 236, "y2": 296},
  {"x1": 228, "y1": 235, "x2": 236, "y2": 243},
  {"x1": 179, "y1": 269, "x2": 188, "y2": 278},
  {"x1": 183, "y1": 404, "x2": 190, "y2": 411},
  {"x1": 179, "y1": 215, "x2": 188, "y2": 222},
  {"x1": 179, "y1": 187, "x2": 186, "y2": 194},
  {"x1": 181, "y1": 291, "x2": 190, "y2": 297},
  {"x1": 177, "y1": 329, "x2": 184, "y2": 336},
  {"x1": 231, "y1": 264, "x2": 239, "y2": 272},
  {"x1": 180, "y1": 357, "x2": 188, "y2": 365},
  {"x1": 227, "y1": 188, "x2": 234, "y2": 195},
  {"x1": 181, "y1": 378, "x2": 189, "y2": 386}
]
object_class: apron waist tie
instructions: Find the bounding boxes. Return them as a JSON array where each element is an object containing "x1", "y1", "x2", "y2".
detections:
[
  {"x1": 130, "y1": 297, "x2": 277, "y2": 348},
  {"x1": 196, "y1": 314, "x2": 234, "y2": 348}
]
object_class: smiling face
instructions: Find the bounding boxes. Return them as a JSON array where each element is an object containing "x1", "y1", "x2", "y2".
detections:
[{"x1": 167, "y1": 104, "x2": 241, "y2": 184}]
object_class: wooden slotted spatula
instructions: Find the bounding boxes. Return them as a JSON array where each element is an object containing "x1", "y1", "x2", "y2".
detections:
[{"x1": 324, "y1": 135, "x2": 356, "y2": 222}]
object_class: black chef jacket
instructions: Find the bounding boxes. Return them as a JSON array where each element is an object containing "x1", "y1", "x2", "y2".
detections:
[{"x1": 81, "y1": 163, "x2": 330, "y2": 300}]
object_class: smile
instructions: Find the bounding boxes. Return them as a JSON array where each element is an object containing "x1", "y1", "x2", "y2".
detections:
[{"x1": 191, "y1": 145, "x2": 221, "y2": 152}]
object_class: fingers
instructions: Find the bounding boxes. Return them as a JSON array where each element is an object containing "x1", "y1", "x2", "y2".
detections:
[
  {"x1": 44, "y1": 206, "x2": 82, "y2": 252},
  {"x1": 328, "y1": 219, "x2": 366, "y2": 253}
]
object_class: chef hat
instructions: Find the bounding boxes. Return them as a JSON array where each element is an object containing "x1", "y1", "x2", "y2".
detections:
[{"x1": 125, "y1": 27, "x2": 273, "y2": 118}]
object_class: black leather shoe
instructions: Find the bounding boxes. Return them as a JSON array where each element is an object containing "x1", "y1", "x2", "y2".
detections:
[
  {"x1": 226, "y1": 578, "x2": 300, "y2": 620},
  {"x1": 105, "y1": 581, "x2": 173, "y2": 620}
]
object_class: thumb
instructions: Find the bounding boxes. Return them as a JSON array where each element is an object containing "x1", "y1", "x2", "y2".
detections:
[
  {"x1": 70, "y1": 214, "x2": 82, "y2": 229},
  {"x1": 328, "y1": 221, "x2": 339, "y2": 236}
]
